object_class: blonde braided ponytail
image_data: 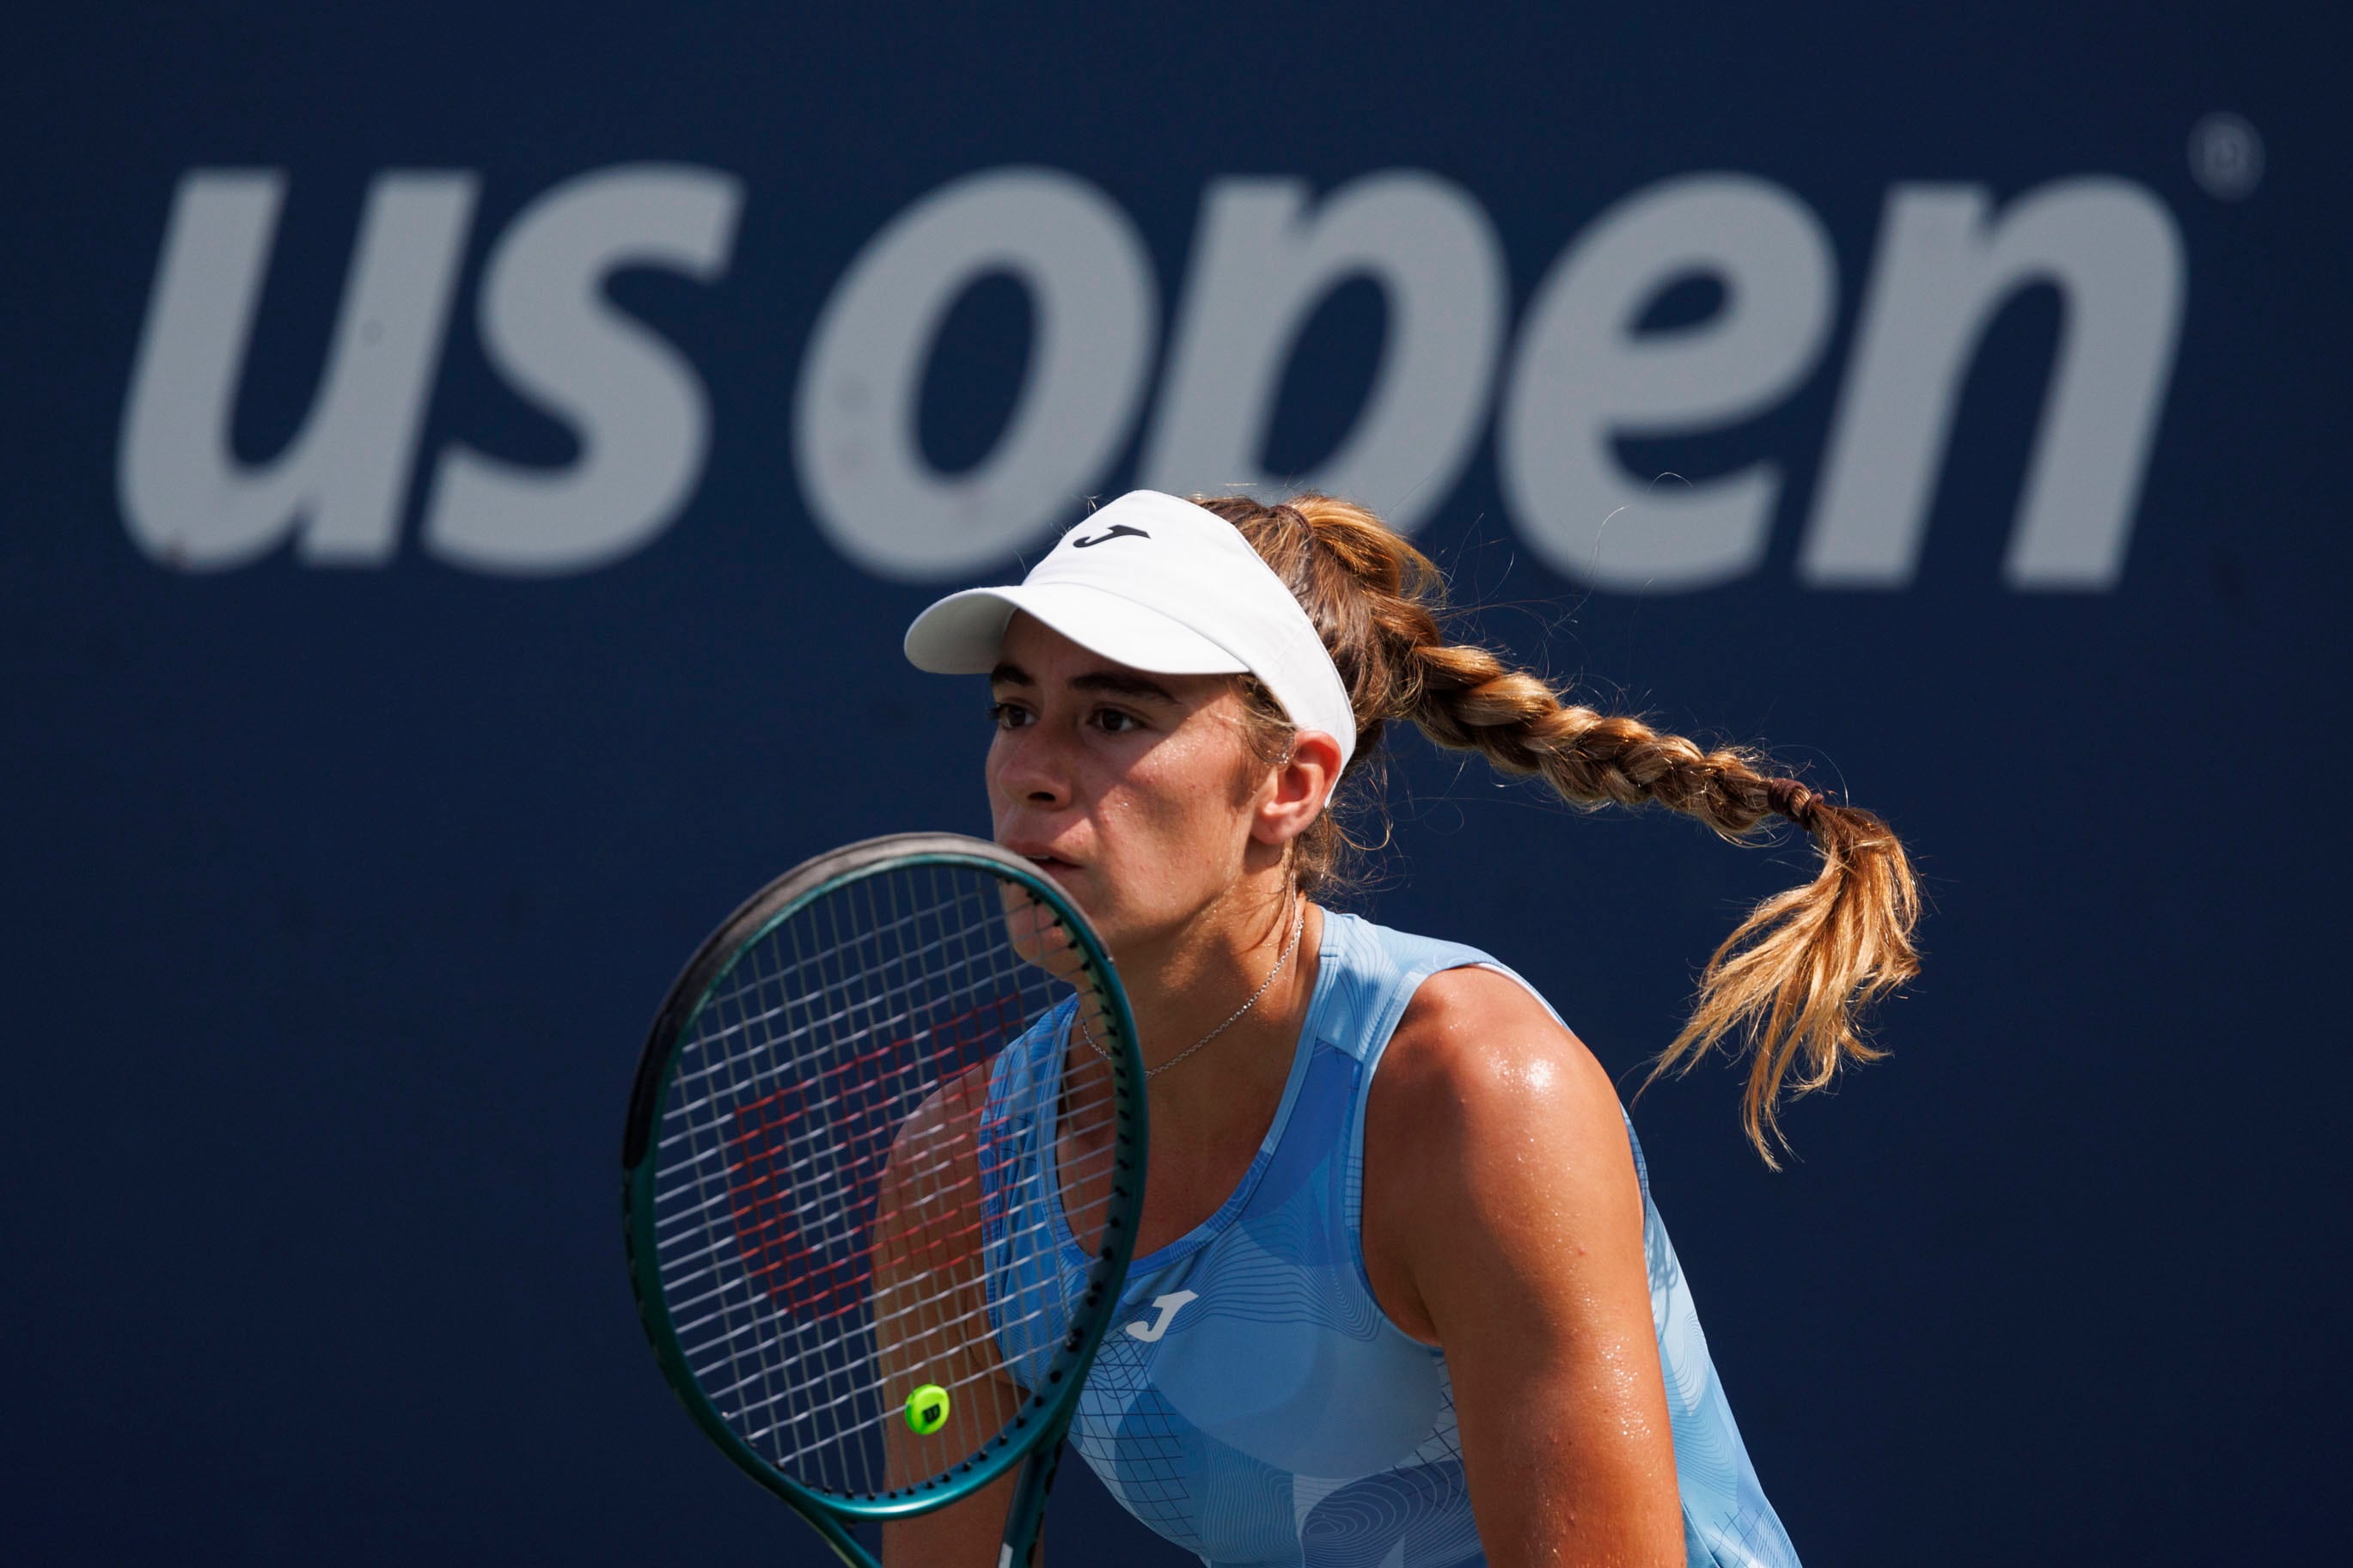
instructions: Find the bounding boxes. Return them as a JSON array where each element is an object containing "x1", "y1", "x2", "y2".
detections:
[{"x1": 1195, "y1": 492, "x2": 1921, "y2": 1162}]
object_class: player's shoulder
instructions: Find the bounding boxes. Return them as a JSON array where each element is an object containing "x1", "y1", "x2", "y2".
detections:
[
  {"x1": 1373, "y1": 965, "x2": 1624, "y2": 1152},
  {"x1": 1360, "y1": 963, "x2": 1644, "y2": 1341}
]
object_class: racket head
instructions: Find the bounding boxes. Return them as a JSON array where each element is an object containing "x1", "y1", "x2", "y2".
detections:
[{"x1": 622, "y1": 833, "x2": 1146, "y2": 1522}]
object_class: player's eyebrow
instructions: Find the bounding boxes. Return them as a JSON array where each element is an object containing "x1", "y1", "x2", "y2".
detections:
[
  {"x1": 988, "y1": 661, "x2": 1179, "y2": 706},
  {"x1": 1070, "y1": 670, "x2": 1179, "y2": 705}
]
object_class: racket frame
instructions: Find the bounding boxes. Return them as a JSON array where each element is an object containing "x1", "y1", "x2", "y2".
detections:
[{"x1": 621, "y1": 833, "x2": 1147, "y2": 1564}]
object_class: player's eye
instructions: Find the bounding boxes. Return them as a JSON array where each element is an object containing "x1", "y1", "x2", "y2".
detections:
[
  {"x1": 1091, "y1": 707, "x2": 1142, "y2": 735},
  {"x1": 988, "y1": 700, "x2": 1034, "y2": 730}
]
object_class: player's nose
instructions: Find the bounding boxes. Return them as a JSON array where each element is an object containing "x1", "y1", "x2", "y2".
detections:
[{"x1": 991, "y1": 722, "x2": 1076, "y2": 810}]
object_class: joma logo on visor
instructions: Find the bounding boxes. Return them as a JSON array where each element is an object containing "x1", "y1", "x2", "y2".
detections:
[{"x1": 1072, "y1": 524, "x2": 1152, "y2": 548}]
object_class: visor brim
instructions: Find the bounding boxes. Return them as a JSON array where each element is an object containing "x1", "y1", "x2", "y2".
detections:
[{"x1": 904, "y1": 583, "x2": 1250, "y2": 678}]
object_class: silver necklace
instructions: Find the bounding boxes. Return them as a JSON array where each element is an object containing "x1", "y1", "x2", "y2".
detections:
[{"x1": 1079, "y1": 895, "x2": 1306, "y2": 1081}]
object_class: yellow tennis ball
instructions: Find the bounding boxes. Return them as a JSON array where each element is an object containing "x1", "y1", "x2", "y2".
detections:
[{"x1": 905, "y1": 1383, "x2": 950, "y2": 1436}]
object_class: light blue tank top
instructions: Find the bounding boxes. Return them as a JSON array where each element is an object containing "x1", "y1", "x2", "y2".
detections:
[{"x1": 983, "y1": 910, "x2": 1799, "y2": 1568}]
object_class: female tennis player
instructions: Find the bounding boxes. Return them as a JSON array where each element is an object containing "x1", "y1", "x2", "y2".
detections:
[{"x1": 888, "y1": 489, "x2": 1917, "y2": 1568}]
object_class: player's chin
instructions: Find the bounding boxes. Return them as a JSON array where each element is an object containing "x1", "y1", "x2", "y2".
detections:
[{"x1": 1042, "y1": 864, "x2": 1133, "y2": 943}]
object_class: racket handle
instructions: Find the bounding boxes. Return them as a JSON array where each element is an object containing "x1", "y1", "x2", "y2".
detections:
[{"x1": 997, "y1": 1421, "x2": 1071, "y2": 1568}]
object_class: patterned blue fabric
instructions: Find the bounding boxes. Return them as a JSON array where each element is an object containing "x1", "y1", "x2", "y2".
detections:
[{"x1": 984, "y1": 911, "x2": 1799, "y2": 1568}]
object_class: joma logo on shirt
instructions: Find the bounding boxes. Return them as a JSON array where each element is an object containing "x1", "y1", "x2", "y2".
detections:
[{"x1": 1125, "y1": 1290, "x2": 1197, "y2": 1342}]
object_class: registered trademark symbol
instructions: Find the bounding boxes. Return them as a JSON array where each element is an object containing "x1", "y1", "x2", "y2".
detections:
[{"x1": 2188, "y1": 113, "x2": 2263, "y2": 200}]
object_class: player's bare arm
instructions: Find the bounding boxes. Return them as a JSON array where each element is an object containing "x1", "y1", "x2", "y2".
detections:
[
  {"x1": 1366, "y1": 967, "x2": 1684, "y2": 1567},
  {"x1": 873, "y1": 1068, "x2": 1037, "y2": 1567}
]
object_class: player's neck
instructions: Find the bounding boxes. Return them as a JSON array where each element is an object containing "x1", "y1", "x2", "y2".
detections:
[
  {"x1": 1121, "y1": 898, "x2": 1322, "y2": 1138},
  {"x1": 1118, "y1": 872, "x2": 1294, "y2": 1040}
]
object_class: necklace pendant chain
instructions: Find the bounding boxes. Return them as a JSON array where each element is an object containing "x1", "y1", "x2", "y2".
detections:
[{"x1": 1079, "y1": 895, "x2": 1306, "y2": 1082}]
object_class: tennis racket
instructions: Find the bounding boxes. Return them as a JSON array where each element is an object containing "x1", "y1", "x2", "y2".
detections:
[{"x1": 622, "y1": 833, "x2": 1147, "y2": 1568}]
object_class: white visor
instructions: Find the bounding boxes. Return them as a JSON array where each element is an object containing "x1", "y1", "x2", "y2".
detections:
[{"x1": 903, "y1": 491, "x2": 1357, "y2": 776}]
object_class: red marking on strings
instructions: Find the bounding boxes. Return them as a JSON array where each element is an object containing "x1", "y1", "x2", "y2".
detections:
[{"x1": 724, "y1": 993, "x2": 1025, "y2": 1318}]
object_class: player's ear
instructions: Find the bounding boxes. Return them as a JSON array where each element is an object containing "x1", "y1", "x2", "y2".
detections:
[{"x1": 1253, "y1": 730, "x2": 1343, "y2": 848}]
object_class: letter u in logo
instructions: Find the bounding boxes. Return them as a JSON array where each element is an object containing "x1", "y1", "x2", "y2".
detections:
[{"x1": 1125, "y1": 1290, "x2": 1197, "y2": 1343}]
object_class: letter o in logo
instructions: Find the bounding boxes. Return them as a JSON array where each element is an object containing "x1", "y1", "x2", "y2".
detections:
[{"x1": 793, "y1": 168, "x2": 1158, "y2": 581}]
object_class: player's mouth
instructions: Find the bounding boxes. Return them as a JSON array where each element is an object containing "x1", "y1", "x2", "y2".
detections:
[{"x1": 1006, "y1": 844, "x2": 1085, "y2": 882}]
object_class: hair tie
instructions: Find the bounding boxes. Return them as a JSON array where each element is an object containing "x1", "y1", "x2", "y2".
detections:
[{"x1": 1767, "y1": 778, "x2": 1822, "y2": 830}]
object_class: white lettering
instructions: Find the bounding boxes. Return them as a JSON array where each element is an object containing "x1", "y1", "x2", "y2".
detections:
[
  {"x1": 1139, "y1": 172, "x2": 1506, "y2": 533},
  {"x1": 1800, "y1": 178, "x2": 2185, "y2": 589},
  {"x1": 117, "y1": 162, "x2": 2188, "y2": 595},
  {"x1": 793, "y1": 168, "x2": 1156, "y2": 581},
  {"x1": 1499, "y1": 174, "x2": 1837, "y2": 592},
  {"x1": 423, "y1": 165, "x2": 743, "y2": 575},
  {"x1": 119, "y1": 170, "x2": 475, "y2": 570}
]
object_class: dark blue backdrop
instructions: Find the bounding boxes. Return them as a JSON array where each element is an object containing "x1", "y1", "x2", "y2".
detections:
[{"x1": 5, "y1": 6, "x2": 2346, "y2": 1564}]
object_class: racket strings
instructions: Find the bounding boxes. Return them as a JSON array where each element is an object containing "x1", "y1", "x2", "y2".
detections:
[
  {"x1": 651, "y1": 1101, "x2": 1065, "y2": 1318},
  {"x1": 686, "y1": 1132, "x2": 1119, "y2": 1415},
  {"x1": 662, "y1": 925, "x2": 1022, "y2": 1104},
  {"x1": 648, "y1": 862, "x2": 1127, "y2": 1498}
]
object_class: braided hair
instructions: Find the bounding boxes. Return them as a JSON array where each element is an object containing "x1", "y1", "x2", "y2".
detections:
[{"x1": 1192, "y1": 492, "x2": 1921, "y2": 1162}]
